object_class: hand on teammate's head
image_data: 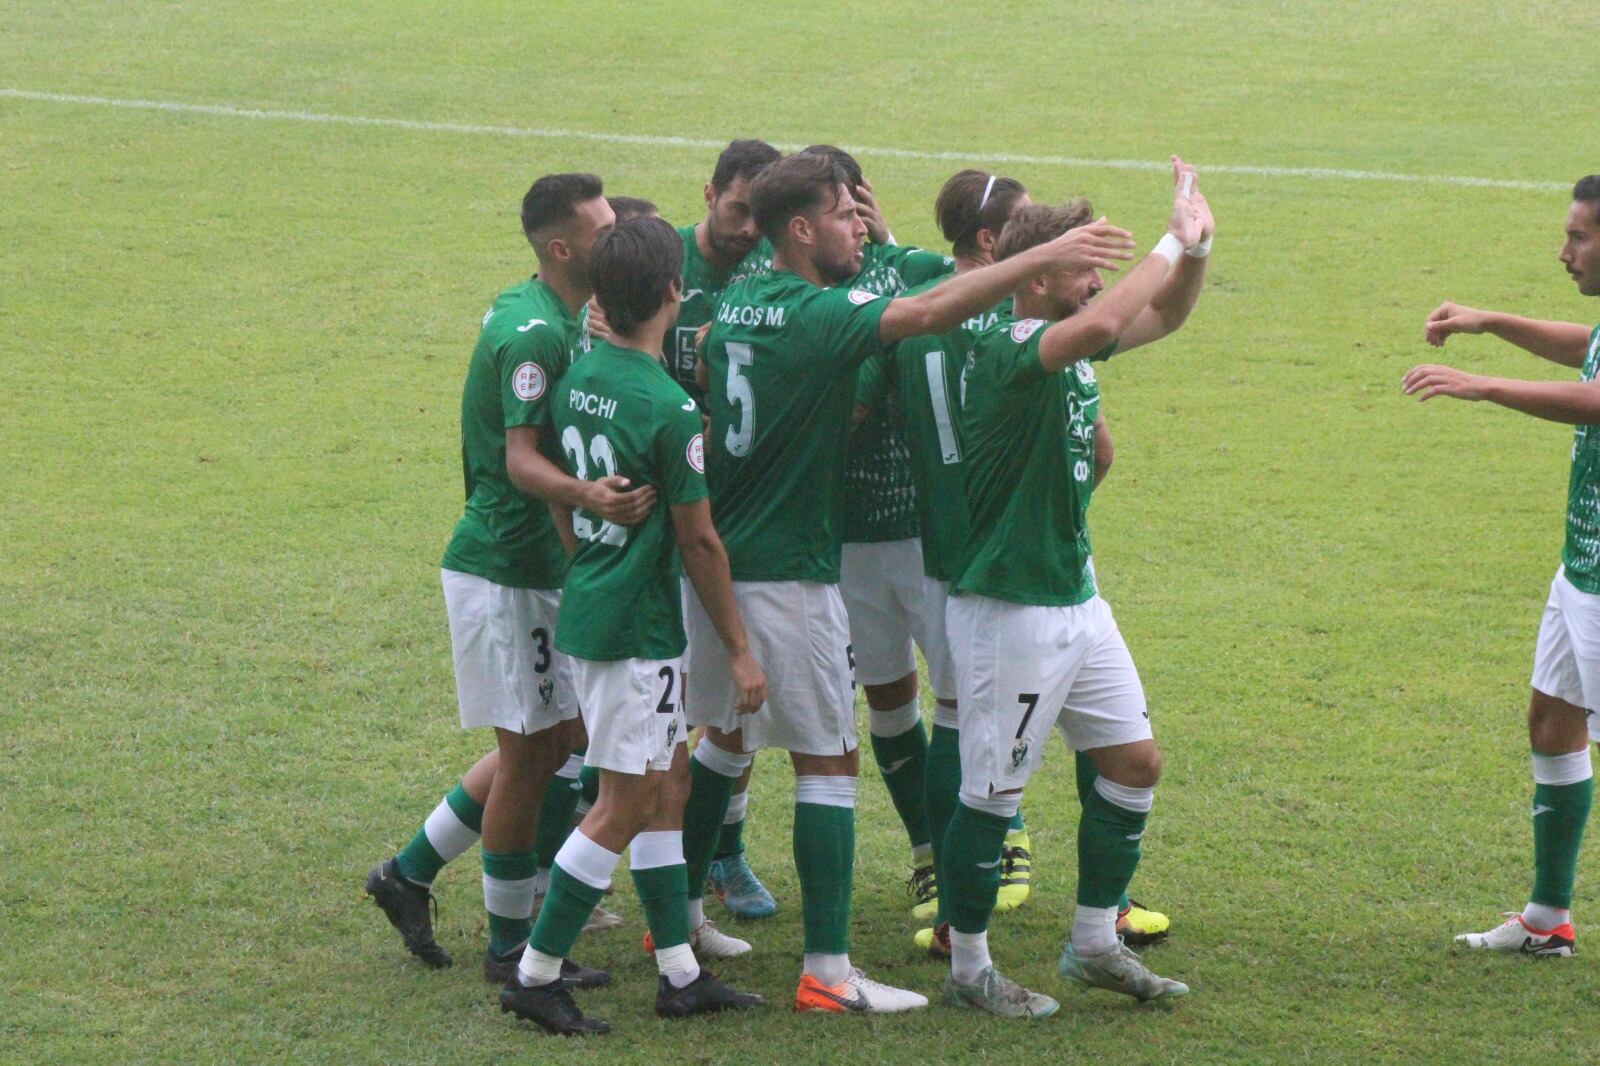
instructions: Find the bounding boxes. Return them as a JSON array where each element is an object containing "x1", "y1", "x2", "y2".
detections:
[
  {"x1": 1042, "y1": 217, "x2": 1136, "y2": 275},
  {"x1": 586, "y1": 297, "x2": 615, "y2": 343}
]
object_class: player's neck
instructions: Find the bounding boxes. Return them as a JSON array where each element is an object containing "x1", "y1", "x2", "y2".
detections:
[
  {"x1": 954, "y1": 252, "x2": 992, "y2": 273},
  {"x1": 534, "y1": 263, "x2": 591, "y2": 316},
  {"x1": 770, "y1": 244, "x2": 828, "y2": 287},
  {"x1": 612, "y1": 313, "x2": 672, "y2": 359},
  {"x1": 1012, "y1": 291, "x2": 1051, "y2": 320},
  {"x1": 694, "y1": 219, "x2": 738, "y2": 272}
]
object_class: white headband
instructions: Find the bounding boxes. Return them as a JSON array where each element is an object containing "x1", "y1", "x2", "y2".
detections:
[{"x1": 978, "y1": 174, "x2": 997, "y2": 212}]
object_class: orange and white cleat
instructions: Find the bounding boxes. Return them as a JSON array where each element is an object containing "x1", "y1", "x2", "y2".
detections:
[
  {"x1": 794, "y1": 968, "x2": 929, "y2": 1013},
  {"x1": 1455, "y1": 913, "x2": 1575, "y2": 956}
]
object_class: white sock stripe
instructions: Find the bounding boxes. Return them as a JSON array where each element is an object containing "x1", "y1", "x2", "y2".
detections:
[
  {"x1": 0, "y1": 89, "x2": 1569, "y2": 193},
  {"x1": 958, "y1": 790, "x2": 1021, "y2": 820},
  {"x1": 1532, "y1": 748, "x2": 1594, "y2": 787},
  {"x1": 481, "y1": 874, "x2": 538, "y2": 919},
  {"x1": 555, "y1": 753, "x2": 584, "y2": 780},
  {"x1": 692, "y1": 741, "x2": 752, "y2": 779},
  {"x1": 1094, "y1": 776, "x2": 1156, "y2": 813},
  {"x1": 868, "y1": 698, "x2": 922, "y2": 738},
  {"x1": 933, "y1": 703, "x2": 960, "y2": 730},
  {"x1": 553, "y1": 830, "x2": 621, "y2": 891},
  {"x1": 423, "y1": 797, "x2": 480, "y2": 861},
  {"x1": 517, "y1": 947, "x2": 564, "y2": 987},
  {"x1": 629, "y1": 830, "x2": 685, "y2": 870},
  {"x1": 723, "y1": 790, "x2": 749, "y2": 825},
  {"x1": 655, "y1": 941, "x2": 699, "y2": 979},
  {"x1": 795, "y1": 775, "x2": 857, "y2": 809}
]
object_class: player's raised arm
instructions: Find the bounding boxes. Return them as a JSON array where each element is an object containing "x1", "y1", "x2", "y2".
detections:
[
  {"x1": 506, "y1": 425, "x2": 657, "y2": 525},
  {"x1": 877, "y1": 219, "x2": 1135, "y2": 344},
  {"x1": 1423, "y1": 303, "x2": 1592, "y2": 368},
  {"x1": 1401, "y1": 365, "x2": 1600, "y2": 425},
  {"x1": 1035, "y1": 158, "x2": 1208, "y2": 372}
]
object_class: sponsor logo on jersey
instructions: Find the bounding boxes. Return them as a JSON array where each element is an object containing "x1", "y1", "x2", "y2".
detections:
[
  {"x1": 847, "y1": 288, "x2": 880, "y2": 306},
  {"x1": 1011, "y1": 318, "x2": 1045, "y2": 343},
  {"x1": 686, "y1": 433, "x2": 705, "y2": 473},
  {"x1": 512, "y1": 361, "x2": 546, "y2": 401}
]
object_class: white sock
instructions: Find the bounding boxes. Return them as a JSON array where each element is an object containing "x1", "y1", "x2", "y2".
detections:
[
  {"x1": 422, "y1": 795, "x2": 481, "y2": 867},
  {"x1": 869, "y1": 698, "x2": 922, "y2": 738},
  {"x1": 552, "y1": 830, "x2": 621, "y2": 890},
  {"x1": 1523, "y1": 902, "x2": 1571, "y2": 930},
  {"x1": 656, "y1": 941, "x2": 701, "y2": 989},
  {"x1": 949, "y1": 929, "x2": 991, "y2": 984},
  {"x1": 517, "y1": 945, "x2": 563, "y2": 987},
  {"x1": 803, "y1": 951, "x2": 850, "y2": 987},
  {"x1": 724, "y1": 789, "x2": 750, "y2": 825},
  {"x1": 1071, "y1": 904, "x2": 1120, "y2": 955},
  {"x1": 688, "y1": 896, "x2": 705, "y2": 930},
  {"x1": 531, "y1": 867, "x2": 551, "y2": 896}
]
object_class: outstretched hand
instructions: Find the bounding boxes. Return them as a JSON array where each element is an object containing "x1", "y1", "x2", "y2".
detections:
[
  {"x1": 1166, "y1": 156, "x2": 1206, "y2": 247},
  {"x1": 1424, "y1": 302, "x2": 1489, "y2": 348},
  {"x1": 1402, "y1": 363, "x2": 1491, "y2": 402}
]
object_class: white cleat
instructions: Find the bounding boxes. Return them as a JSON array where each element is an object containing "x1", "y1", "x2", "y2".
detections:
[
  {"x1": 641, "y1": 918, "x2": 752, "y2": 958},
  {"x1": 794, "y1": 967, "x2": 930, "y2": 1013},
  {"x1": 1455, "y1": 913, "x2": 1575, "y2": 957},
  {"x1": 583, "y1": 904, "x2": 625, "y2": 932},
  {"x1": 1058, "y1": 941, "x2": 1189, "y2": 1002}
]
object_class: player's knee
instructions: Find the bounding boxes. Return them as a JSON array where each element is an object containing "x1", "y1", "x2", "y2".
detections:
[
  {"x1": 865, "y1": 672, "x2": 918, "y2": 711},
  {"x1": 1528, "y1": 688, "x2": 1590, "y2": 753},
  {"x1": 1116, "y1": 745, "x2": 1162, "y2": 789}
]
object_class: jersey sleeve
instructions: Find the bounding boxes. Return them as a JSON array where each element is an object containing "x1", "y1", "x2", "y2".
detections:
[
  {"x1": 855, "y1": 351, "x2": 893, "y2": 410},
  {"x1": 654, "y1": 393, "x2": 710, "y2": 507},
  {"x1": 499, "y1": 323, "x2": 569, "y2": 430},
  {"x1": 877, "y1": 243, "x2": 956, "y2": 288},
  {"x1": 805, "y1": 285, "x2": 894, "y2": 372}
]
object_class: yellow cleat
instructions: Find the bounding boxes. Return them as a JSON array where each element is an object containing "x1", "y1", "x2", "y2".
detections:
[
  {"x1": 913, "y1": 922, "x2": 951, "y2": 958},
  {"x1": 908, "y1": 861, "x2": 938, "y2": 922},
  {"x1": 993, "y1": 831, "x2": 1032, "y2": 913},
  {"x1": 1116, "y1": 899, "x2": 1171, "y2": 946}
]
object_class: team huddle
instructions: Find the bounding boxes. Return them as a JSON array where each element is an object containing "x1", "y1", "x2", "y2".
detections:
[{"x1": 360, "y1": 131, "x2": 1600, "y2": 1034}]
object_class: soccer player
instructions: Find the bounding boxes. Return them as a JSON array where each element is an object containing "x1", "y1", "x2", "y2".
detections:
[
  {"x1": 607, "y1": 195, "x2": 658, "y2": 221},
  {"x1": 1403, "y1": 174, "x2": 1600, "y2": 956},
  {"x1": 876, "y1": 169, "x2": 1169, "y2": 954},
  {"x1": 679, "y1": 151, "x2": 1137, "y2": 1013},
  {"x1": 938, "y1": 160, "x2": 1211, "y2": 1016},
  {"x1": 500, "y1": 218, "x2": 768, "y2": 1034},
  {"x1": 364, "y1": 174, "x2": 651, "y2": 983}
]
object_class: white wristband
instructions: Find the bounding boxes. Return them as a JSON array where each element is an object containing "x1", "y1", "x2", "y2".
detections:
[
  {"x1": 1152, "y1": 233, "x2": 1183, "y2": 266},
  {"x1": 1185, "y1": 236, "x2": 1212, "y2": 259}
]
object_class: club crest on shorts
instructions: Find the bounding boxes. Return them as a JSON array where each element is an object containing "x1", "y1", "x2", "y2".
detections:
[
  {"x1": 1010, "y1": 738, "x2": 1029, "y2": 769},
  {"x1": 538, "y1": 677, "x2": 555, "y2": 706},
  {"x1": 666, "y1": 718, "x2": 679, "y2": 747}
]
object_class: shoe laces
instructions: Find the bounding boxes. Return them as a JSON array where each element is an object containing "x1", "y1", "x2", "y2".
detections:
[
  {"x1": 906, "y1": 864, "x2": 936, "y2": 901},
  {"x1": 847, "y1": 967, "x2": 900, "y2": 995}
]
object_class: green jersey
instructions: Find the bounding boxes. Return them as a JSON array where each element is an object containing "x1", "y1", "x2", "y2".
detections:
[
  {"x1": 552, "y1": 341, "x2": 709, "y2": 661},
  {"x1": 1562, "y1": 325, "x2": 1600, "y2": 592},
  {"x1": 667, "y1": 224, "x2": 744, "y2": 403},
  {"x1": 702, "y1": 270, "x2": 893, "y2": 582},
  {"x1": 441, "y1": 277, "x2": 578, "y2": 589},
  {"x1": 875, "y1": 289, "x2": 1012, "y2": 580},
  {"x1": 951, "y1": 315, "x2": 1114, "y2": 606}
]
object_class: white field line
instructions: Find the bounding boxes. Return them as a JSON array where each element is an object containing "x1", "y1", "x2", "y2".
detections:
[{"x1": 0, "y1": 87, "x2": 1569, "y2": 193}]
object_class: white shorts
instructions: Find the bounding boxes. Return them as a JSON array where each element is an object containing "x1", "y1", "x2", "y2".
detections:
[
  {"x1": 1531, "y1": 567, "x2": 1600, "y2": 741},
  {"x1": 840, "y1": 538, "x2": 956, "y2": 699},
  {"x1": 441, "y1": 569, "x2": 580, "y2": 734},
  {"x1": 685, "y1": 580, "x2": 857, "y2": 756},
  {"x1": 574, "y1": 656, "x2": 687, "y2": 774},
  {"x1": 947, "y1": 592, "x2": 1151, "y2": 795}
]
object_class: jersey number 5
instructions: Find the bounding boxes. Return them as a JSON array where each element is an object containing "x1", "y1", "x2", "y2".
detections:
[
  {"x1": 724, "y1": 342, "x2": 755, "y2": 457},
  {"x1": 559, "y1": 426, "x2": 628, "y2": 546}
]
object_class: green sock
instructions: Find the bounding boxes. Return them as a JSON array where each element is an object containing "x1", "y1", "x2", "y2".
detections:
[
  {"x1": 713, "y1": 808, "x2": 746, "y2": 861},
  {"x1": 532, "y1": 758, "x2": 586, "y2": 872},
  {"x1": 579, "y1": 765, "x2": 600, "y2": 807},
  {"x1": 395, "y1": 782, "x2": 483, "y2": 885},
  {"x1": 794, "y1": 801, "x2": 854, "y2": 953},
  {"x1": 942, "y1": 802, "x2": 1011, "y2": 934},
  {"x1": 632, "y1": 863, "x2": 692, "y2": 950},
  {"x1": 1077, "y1": 786, "x2": 1149, "y2": 909},
  {"x1": 1009, "y1": 809, "x2": 1026, "y2": 832},
  {"x1": 1074, "y1": 751, "x2": 1129, "y2": 910},
  {"x1": 682, "y1": 756, "x2": 739, "y2": 902},
  {"x1": 924, "y1": 724, "x2": 962, "y2": 924},
  {"x1": 870, "y1": 716, "x2": 931, "y2": 850},
  {"x1": 482, "y1": 848, "x2": 538, "y2": 955},
  {"x1": 529, "y1": 864, "x2": 604, "y2": 960},
  {"x1": 1532, "y1": 775, "x2": 1594, "y2": 910}
]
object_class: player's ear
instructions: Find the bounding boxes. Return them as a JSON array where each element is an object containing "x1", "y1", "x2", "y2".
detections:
[
  {"x1": 789, "y1": 213, "x2": 812, "y2": 247},
  {"x1": 1029, "y1": 273, "x2": 1048, "y2": 297},
  {"x1": 704, "y1": 182, "x2": 716, "y2": 211},
  {"x1": 546, "y1": 236, "x2": 571, "y2": 263},
  {"x1": 976, "y1": 227, "x2": 996, "y2": 256}
]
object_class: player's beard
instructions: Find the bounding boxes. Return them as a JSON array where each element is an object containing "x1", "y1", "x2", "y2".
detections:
[
  {"x1": 816, "y1": 242, "x2": 863, "y2": 286},
  {"x1": 708, "y1": 220, "x2": 756, "y2": 264}
]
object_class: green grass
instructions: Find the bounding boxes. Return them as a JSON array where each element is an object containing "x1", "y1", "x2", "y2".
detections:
[{"x1": 6, "y1": 1, "x2": 1600, "y2": 1061}]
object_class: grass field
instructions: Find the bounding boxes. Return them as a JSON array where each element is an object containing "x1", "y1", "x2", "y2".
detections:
[{"x1": 7, "y1": 2, "x2": 1600, "y2": 1062}]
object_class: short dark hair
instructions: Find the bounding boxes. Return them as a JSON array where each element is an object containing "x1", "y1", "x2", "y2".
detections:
[
  {"x1": 588, "y1": 217, "x2": 684, "y2": 338},
  {"x1": 800, "y1": 145, "x2": 864, "y2": 190},
  {"x1": 606, "y1": 195, "x2": 658, "y2": 222},
  {"x1": 521, "y1": 173, "x2": 604, "y2": 243},
  {"x1": 751, "y1": 153, "x2": 850, "y2": 243},
  {"x1": 937, "y1": 169, "x2": 1030, "y2": 257},
  {"x1": 1575, "y1": 175, "x2": 1600, "y2": 223},
  {"x1": 994, "y1": 200, "x2": 1096, "y2": 262},
  {"x1": 711, "y1": 140, "x2": 782, "y2": 193}
]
